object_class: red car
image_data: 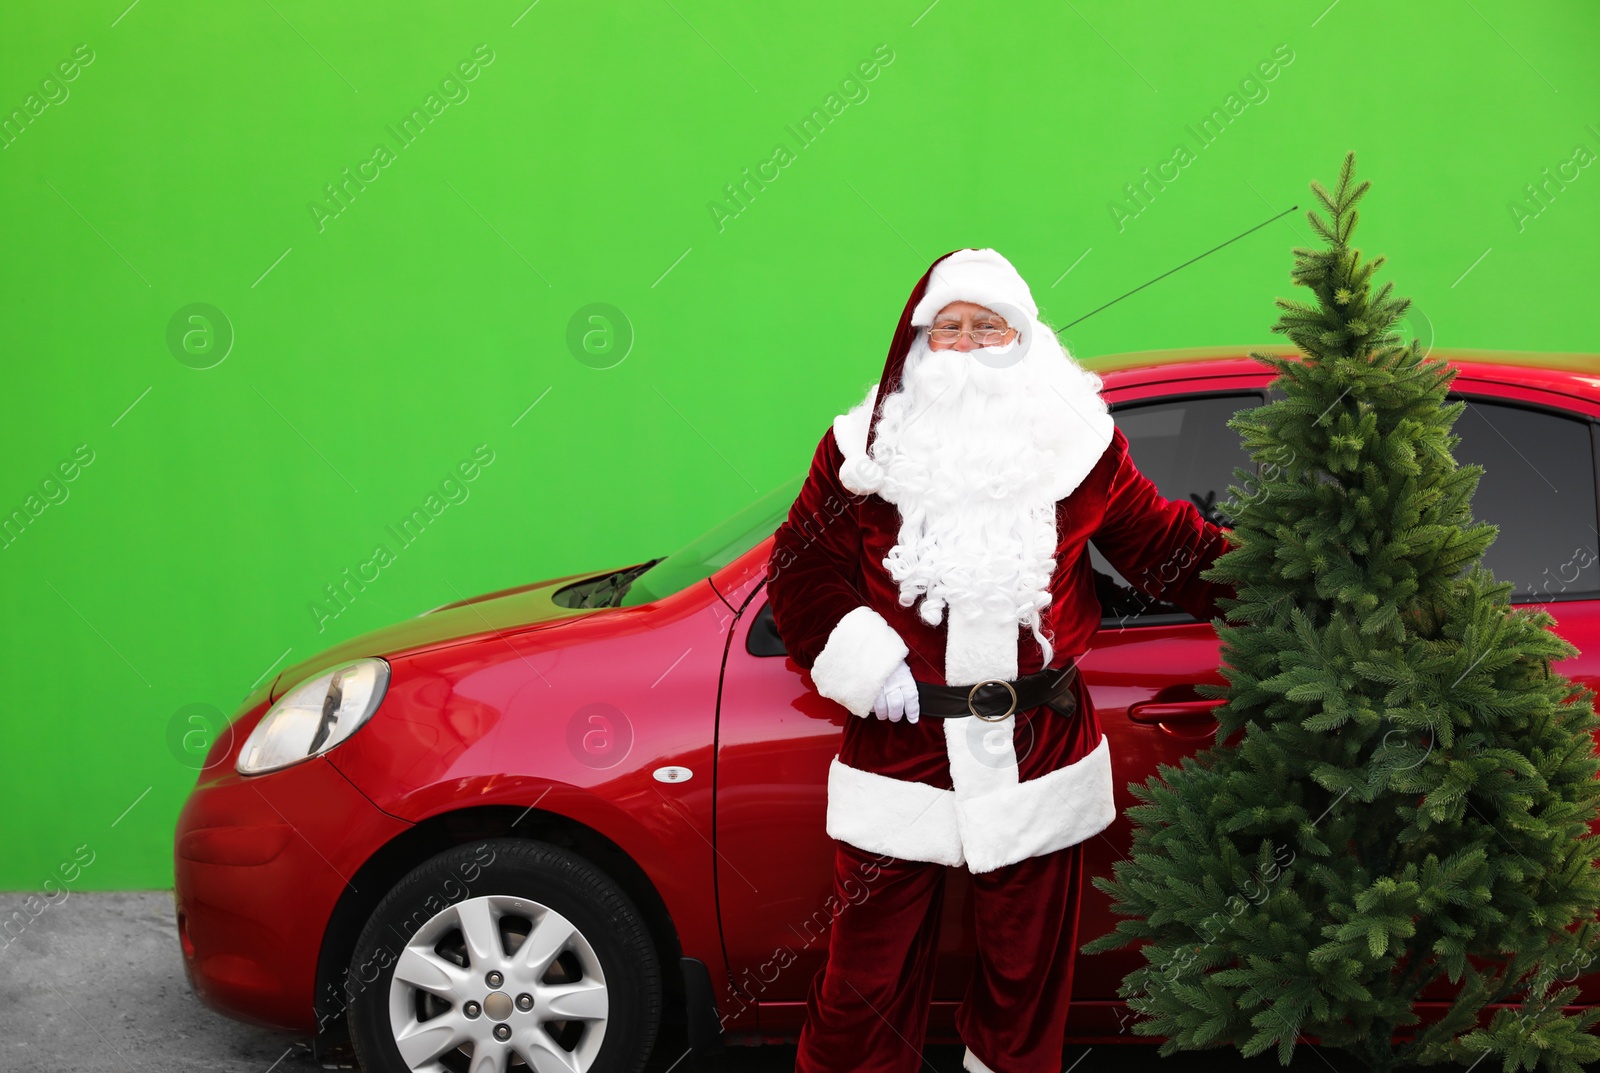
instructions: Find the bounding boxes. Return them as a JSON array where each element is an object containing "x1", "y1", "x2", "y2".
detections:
[{"x1": 174, "y1": 347, "x2": 1600, "y2": 1072}]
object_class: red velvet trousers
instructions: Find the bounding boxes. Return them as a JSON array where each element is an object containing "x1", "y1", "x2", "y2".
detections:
[{"x1": 793, "y1": 835, "x2": 1085, "y2": 1073}]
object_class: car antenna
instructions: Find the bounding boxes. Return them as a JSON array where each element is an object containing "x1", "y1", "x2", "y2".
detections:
[{"x1": 1053, "y1": 205, "x2": 1299, "y2": 331}]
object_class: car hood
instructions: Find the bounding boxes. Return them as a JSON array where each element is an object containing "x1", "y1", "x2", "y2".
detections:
[{"x1": 266, "y1": 566, "x2": 619, "y2": 701}]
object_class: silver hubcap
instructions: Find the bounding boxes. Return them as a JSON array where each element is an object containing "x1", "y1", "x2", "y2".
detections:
[{"x1": 387, "y1": 894, "x2": 609, "y2": 1072}]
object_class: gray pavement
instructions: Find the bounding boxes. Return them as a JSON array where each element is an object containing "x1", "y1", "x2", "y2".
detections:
[
  {"x1": 1, "y1": 890, "x2": 315, "y2": 1073},
  {"x1": 0, "y1": 891, "x2": 1411, "y2": 1072}
]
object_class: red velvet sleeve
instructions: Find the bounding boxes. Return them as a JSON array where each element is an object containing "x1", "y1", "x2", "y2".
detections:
[
  {"x1": 1090, "y1": 426, "x2": 1237, "y2": 623},
  {"x1": 765, "y1": 430, "x2": 870, "y2": 671}
]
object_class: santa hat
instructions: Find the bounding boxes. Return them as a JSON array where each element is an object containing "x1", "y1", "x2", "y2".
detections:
[
  {"x1": 910, "y1": 247, "x2": 1040, "y2": 329},
  {"x1": 860, "y1": 247, "x2": 1043, "y2": 458}
]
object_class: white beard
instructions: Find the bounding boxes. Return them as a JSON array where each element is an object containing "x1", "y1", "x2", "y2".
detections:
[{"x1": 842, "y1": 328, "x2": 1112, "y2": 682}]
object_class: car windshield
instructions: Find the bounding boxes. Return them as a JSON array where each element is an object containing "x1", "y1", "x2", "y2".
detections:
[{"x1": 617, "y1": 475, "x2": 804, "y2": 606}]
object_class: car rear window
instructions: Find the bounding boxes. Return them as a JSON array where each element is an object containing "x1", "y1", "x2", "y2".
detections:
[
  {"x1": 1450, "y1": 397, "x2": 1600, "y2": 602},
  {"x1": 1111, "y1": 387, "x2": 1600, "y2": 609}
]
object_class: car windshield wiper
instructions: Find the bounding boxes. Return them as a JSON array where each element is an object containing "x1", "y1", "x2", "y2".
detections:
[{"x1": 565, "y1": 559, "x2": 664, "y2": 609}]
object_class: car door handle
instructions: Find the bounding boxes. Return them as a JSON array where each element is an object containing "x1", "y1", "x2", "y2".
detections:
[{"x1": 1127, "y1": 698, "x2": 1224, "y2": 726}]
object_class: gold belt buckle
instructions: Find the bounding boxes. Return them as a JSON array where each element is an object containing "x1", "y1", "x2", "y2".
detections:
[{"x1": 967, "y1": 679, "x2": 1018, "y2": 722}]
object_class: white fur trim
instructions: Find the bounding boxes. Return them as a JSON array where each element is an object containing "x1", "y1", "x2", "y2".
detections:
[
  {"x1": 963, "y1": 1045, "x2": 999, "y2": 1073},
  {"x1": 826, "y1": 755, "x2": 966, "y2": 867},
  {"x1": 1043, "y1": 403, "x2": 1116, "y2": 503},
  {"x1": 944, "y1": 601, "x2": 1020, "y2": 686},
  {"x1": 955, "y1": 734, "x2": 1116, "y2": 875},
  {"x1": 810, "y1": 605, "x2": 909, "y2": 718},
  {"x1": 911, "y1": 248, "x2": 1039, "y2": 327},
  {"x1": 832, "y1": 382, "x2": 880, "y2": 494},
  {"x1": 942, "y1": 704, "x2": 1021, "y2": 806},
  {"x1": 823, "y1": 731, "x2": 1115, "y2": 875},
  {"x1": 832, "y1": 382, "x2": 877, "y2": 455}
]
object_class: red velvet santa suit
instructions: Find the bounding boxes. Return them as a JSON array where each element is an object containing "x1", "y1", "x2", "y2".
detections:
[{"x1": 767, "y1": 249, "x2": 1235, "y2": 1073}]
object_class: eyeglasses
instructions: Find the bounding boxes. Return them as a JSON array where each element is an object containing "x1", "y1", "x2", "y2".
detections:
[{"x1": 927, "y1": 326, "x2": 1017, "y2": 346}]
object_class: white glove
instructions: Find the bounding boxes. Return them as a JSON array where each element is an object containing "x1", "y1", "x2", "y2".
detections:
[{"x1": 870, "y1": 659, "x2": 921, "y2": 724}]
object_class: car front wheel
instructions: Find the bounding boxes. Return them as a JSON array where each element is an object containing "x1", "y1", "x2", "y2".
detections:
[{"x1": 346, "y1": 838, "x2": 661, "y2": 1073}]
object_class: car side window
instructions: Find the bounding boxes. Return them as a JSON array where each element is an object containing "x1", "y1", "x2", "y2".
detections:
[
  {"x1": 1090, "y1": 392, "x2": 1262, "y2": 626},
  {"x1": 746, "y1": 596, "x2": 788, "y2": 657},
  {"x1": 1448, "y1": 396, "x2": 1600, "y2": 603}
]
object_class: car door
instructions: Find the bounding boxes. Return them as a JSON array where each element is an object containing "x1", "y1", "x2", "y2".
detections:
[
  {"x1": 711, "y1": 554, "x2": 985, "y2": 1040},
  {"x1": 1418, "y1": 384, "x2": 1600, "y2": 1003},
  {"x1": 1072, "y1": 388, "x2": 1265, "y2": 1014}
]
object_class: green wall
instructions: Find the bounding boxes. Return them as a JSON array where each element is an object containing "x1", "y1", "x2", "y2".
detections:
[{"x1": 2, "y1": 0, "x2": 1596, "y2": 890}]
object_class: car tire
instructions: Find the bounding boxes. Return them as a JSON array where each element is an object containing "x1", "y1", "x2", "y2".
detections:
[{"x1": 345, "y1": 837, "x2": 661, "y2": 1073}]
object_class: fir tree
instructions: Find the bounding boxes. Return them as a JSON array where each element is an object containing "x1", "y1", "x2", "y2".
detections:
[{"x1": 1082, "y1": 151, "x2": 1600, "y2": 1073}]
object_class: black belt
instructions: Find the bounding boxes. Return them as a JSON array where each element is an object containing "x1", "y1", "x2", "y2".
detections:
[{"x1": 913, "y1": 660, "x2": 1080, "y2": 721}]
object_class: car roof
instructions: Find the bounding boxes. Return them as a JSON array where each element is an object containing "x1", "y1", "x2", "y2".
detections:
[{"x1": 1077, "y1": 345, "x2": 1600, "y2": 405}]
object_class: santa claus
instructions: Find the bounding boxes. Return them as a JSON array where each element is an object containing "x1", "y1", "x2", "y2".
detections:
[{"x1": 766, "y1": 247, "x2": 1236, "y2": 1073}]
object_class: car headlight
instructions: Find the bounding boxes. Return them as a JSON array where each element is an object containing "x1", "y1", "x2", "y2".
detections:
[{"x1": 236, "y1": 658, "x2": 390, "y2": 775}]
